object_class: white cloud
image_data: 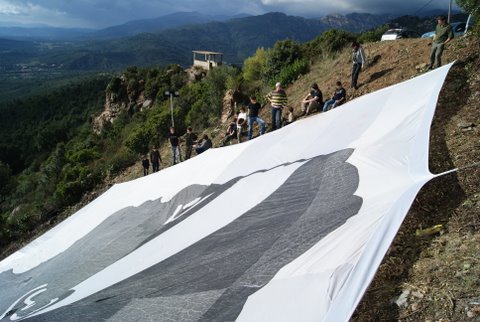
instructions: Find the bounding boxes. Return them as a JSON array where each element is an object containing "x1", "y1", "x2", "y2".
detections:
[
  {"x1": 0, "y1": 0, "x2": 461, "y2": 29},
  {"x1": 0, "y1": 0, "x2": 92, "y2": 27},
  {"x1": 0, "y1": 1, "x2": 23, "y2": 15}
]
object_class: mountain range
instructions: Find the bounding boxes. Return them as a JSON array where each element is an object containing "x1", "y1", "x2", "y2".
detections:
[
  {"x1": 0, "y1": 11, "x2": 397, "y2": 72},
  {"x1": 0, "y1": 12, "x2": 253, "y2": 41}
]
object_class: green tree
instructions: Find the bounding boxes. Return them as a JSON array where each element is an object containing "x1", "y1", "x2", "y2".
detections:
[
  {"x1": 264, "y1": 39, "x2": 303, "y2": 83},
  {"x1": 456, "y1": 0, "x2": 480, "y2": 20},
  {"x1": 204, "y1": 66, "x2": 241, "y2": 117},
  {"x1": 243, "y1": 48, "x2": 267, "y2": 83},
  {"x1": 304, "y1": 29, "x2": 356, "y2": 58},
  {"x1": 277, "y1": 59, "x2": 309, "y2": 86},
  {"x1": 125, "y1": 126, "x2": 152, "y2": 154}
]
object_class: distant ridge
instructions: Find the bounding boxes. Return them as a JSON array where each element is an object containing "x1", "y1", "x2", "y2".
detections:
[{"x1": 0, "y1": 11, "x2": 462, "y2": 71}]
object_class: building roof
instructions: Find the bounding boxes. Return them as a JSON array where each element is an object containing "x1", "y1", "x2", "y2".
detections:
[{"x1": 193, "y1": 50, "x2": 223, "y2": 55}]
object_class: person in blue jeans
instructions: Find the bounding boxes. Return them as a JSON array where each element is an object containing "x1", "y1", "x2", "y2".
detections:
[
  {"x1": 247, "y1": 96, "x2": 266, "y2": 140},
  {"x1": 267, "y1": 82, "x2": 288, "y2": 131},
  {"x1": 323, "y1": 81, "x2": 347, "y2": 112},
  {"x1": 168, "y1": 127, "x2": 182, "y2": 165}
]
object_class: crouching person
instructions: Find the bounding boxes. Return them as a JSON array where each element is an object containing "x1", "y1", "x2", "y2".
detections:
[
  {"x1": 195, "y1": 134, "x2": 212, "y2": 155},
  {"x1": 221, "y1": 118, "x2": 238, "y2": 146}
]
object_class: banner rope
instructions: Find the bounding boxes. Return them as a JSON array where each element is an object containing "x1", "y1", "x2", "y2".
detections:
[{"x1": 436, "y1": 160, "x2": 480, "y2": 177}]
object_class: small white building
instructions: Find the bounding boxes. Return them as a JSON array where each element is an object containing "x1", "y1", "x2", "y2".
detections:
[{"x1": 193, "y1": 51, "x2": 224, "y2": 70}]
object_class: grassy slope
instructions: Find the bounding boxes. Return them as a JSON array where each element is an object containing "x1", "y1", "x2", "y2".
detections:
[
  {"x1": 3, "y1": 35, "x2": 478, "y2": 320},
  {"x1": 114, "y1": 37, "x2": 480, "y2": 320}
]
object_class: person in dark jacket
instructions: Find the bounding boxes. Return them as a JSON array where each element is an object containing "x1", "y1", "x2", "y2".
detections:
[
  {"x1": 195, "y1": 134, "x2": 212, "y2": 155},
  {"x1": 142, "y1": 155, "x2": 150, "y2": 176},
  {"x1": 323, "y1": 81, "x2": 347, "y2": 112},
  {"x1": 301, "y1": 83, "x2": 323, "y2": 116},
  {"x1": 351, "y1": 42, "x2": 366, "y2": 90},
  {"x1": 247, "y1": 96, "x2": 266, "y2": 140},
  {"x1": 183, "y1": 127, "x2": 197, "y2": 160},
  {"x1": 149, "y1": 146, "x2": 161, "y2": 173},
  {"x1": 221, "y1": 117, "x2": 238, "y2": 146},
  {"x1": 168, "y1": 127, "x2": 182, "y2": 165}
]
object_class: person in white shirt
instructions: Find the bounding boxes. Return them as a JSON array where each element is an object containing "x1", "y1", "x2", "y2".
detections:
[{"x1": 236, "y1": 107, "x2": 248, "y2": 143}]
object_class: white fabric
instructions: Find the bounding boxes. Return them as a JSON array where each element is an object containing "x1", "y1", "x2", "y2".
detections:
[{"x1": 0, "y1": 64, "x2": 453, "y2": 321}]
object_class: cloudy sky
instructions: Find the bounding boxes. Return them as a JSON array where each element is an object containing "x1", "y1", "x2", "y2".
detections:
[{"x1": 0, "y1": 0, "x2": 460, "y2": 28}]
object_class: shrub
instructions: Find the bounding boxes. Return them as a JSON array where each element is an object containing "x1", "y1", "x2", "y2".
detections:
[
  {"x1": 358, "y1": 25, "x2": 389, "y2": 43},
  {"x1": 0, "y1": 161, "x2": 14, "y2": 202},
  {"x1": 108, "y1": 148, "x2": 136, "y2": 175},
  {"x1": 264, "y1": 39, "x2": 303, "y2": 83},
  {"x1": 456, "y1": 0, "x2": 480, "y2": 21},
  {"x1": 243, "y1": 48, "x2": 267, "y2": 83},
  {"x1": 125, "y1": 126, "x2": 153, "y2": 154},
  {"x1": 68, "y1": 148, "x2": 100, "y2": 165},
  {"x1": 277, "y1": 59, "x2": 310, "y2": 86},
  {"x1": 107, "y1": 76, "x2": 123, "y2": 94},
  {"x1": 304, "y1": 29, "x2": 356, "y2": 58}
]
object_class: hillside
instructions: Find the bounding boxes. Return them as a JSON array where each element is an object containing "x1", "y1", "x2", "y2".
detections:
[
  {"x1": 0, "y1": 25, "x2": 478, "y2": 320},
  {"x1": 284, "y1": 39, "x2": 480, "y2": 321},
  {"x1": 105, "y1": 36, "x2": 480, "y2": 321}
]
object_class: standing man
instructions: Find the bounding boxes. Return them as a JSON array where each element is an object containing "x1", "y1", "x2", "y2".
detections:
[
  {"x1": 168, "y1": 127, "x2": 182, "y2": 165},
  {"x1": 429, "y1": 15, "x2": 454, "y2": 70},
  {"x1": 183, "y1": 127, "x2": 197, "y2": 160},
  {"x1": 267, "y1": 82, "x2": 288, "y2": 131},
  {"x1": 247, "y1": 96, "x2": 266, "y2": 140},
  {"x1": 149, "y1": 146, "x2": 161, "y2": 173},
  {"x1": 351, "y1": 42, "x2": 366, "y2": 90}
]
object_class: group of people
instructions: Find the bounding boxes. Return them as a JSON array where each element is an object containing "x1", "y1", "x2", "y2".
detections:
[
  {"x1": 301, "y1": 81, "x2": 347, "y2": 115},
  {"x1": 220, "y1": 41, "x2": 364, "y2": 145},
  {"x1": 142, "y1": 20, "x2": 455, "y2": 176},
  {"x1": 141, "y1": 126, "x2": 212, "y2": 176},
  {"x1": 221, "y1": 96, "x2": 268, "y2": 146}
]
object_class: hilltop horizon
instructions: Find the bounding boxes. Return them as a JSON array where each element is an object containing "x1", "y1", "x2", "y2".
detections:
[
  {"x1": 0, "y1": 0, "x2": 460, "y2": 29},
  {"x1": 0, "y1": 9, "x2": 464, "y2": 42}
]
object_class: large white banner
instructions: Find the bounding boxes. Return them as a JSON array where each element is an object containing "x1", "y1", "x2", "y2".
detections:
[{"x1": 0, "y1": 64, "x2": 453, "y2": 322}]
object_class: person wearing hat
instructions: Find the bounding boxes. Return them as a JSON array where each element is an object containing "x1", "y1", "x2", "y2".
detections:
[
  {"x1": 267, "y1": 82, "x2": 288, "y2": 131},
  {"x1": 301, "y1": 83, "x2": 323, "y2": 116},
  {"x1": 429, "y1": 15, "x2": 454, "y2": 69}
]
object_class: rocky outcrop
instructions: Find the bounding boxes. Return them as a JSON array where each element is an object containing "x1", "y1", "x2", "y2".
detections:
[
  {"x1": 221, "y1": 90, "x2": 236, "y2": 123},
  {"x1": 186, "y1": 66, "x2": 207, "y2": 83},
  {"x1": 93, "y1": 75, "x2": 152, "y2": 134},
  {"x1": 221, "y1": 89, "x2": 248, "y2": 123}
]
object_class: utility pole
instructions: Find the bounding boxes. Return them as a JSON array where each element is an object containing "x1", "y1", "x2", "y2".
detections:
[
  {"x1": 448, "y1": 0, "x2": 452, "y2": 23},
  {"x1": 164, "y1": 91, "x2": 179, "y2": 128}
]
